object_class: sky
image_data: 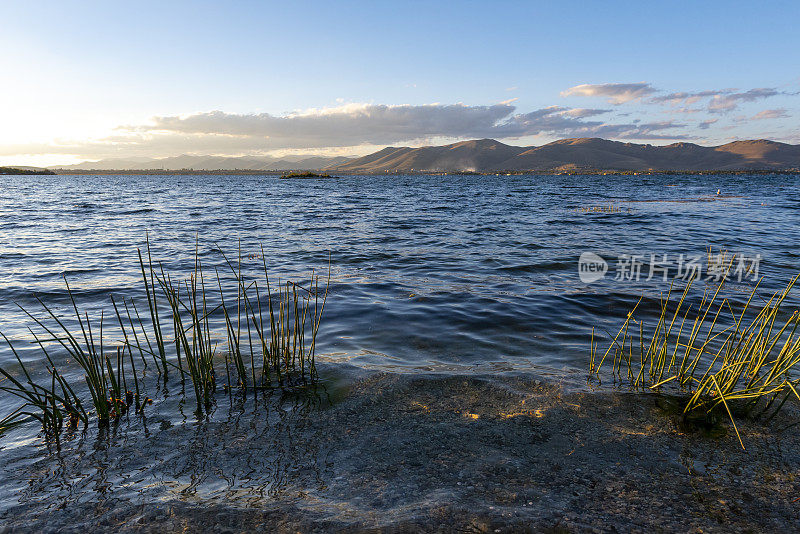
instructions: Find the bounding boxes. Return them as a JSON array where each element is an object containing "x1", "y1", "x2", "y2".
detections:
[{"x1": 1, "y1": 0, "x2": 798, "y2": 166}]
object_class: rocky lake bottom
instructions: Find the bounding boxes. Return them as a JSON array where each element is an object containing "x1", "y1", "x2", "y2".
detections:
[{"x1": 2, "y1": 371, "x2": 798, "y2": 533}]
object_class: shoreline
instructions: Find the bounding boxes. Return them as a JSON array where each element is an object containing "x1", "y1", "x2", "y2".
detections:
[
  {"x1": 38, "y1": 169, "x2": 800, "y2": 176},
  {"x1": 2, "y1": 371, "x2": 798, "y2": 532}
]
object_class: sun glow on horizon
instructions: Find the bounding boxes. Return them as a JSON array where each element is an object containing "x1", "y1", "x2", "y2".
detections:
[{"x1": 0, "y1": 2, "x2": 797, "y2": 168}]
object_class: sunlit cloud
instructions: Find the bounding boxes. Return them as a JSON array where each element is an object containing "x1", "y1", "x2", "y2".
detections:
[
  {"x1": 591, "y1": 120, "x2": 688, "y2": 140},
  {"x1": 668, "y1": 107, "x2": 704, "y2": 114},
  {"x1": 572, "y1": 83, "x2": 790, "y2": 115},
  {"x1": 561, "y1": 108, "x2": 612, "y2": 118},
  {"x1": 708, "y1": 88, "x2": 780, "y2": 113},
  {"x1": 3, "y1": 102, "x2": 683, "y2": 160},
  {"x1": 561, "y1": 83, "x2": 657, "y2": 104},
  {"x1": 750, "y1": 108, "x2": 790, "y2": 120},
  {"x1": 3, "y1": 80, "x2": 797, "y2": 165},
  {"x1": 650, "y1": 90, "x2": 732, "y2": 106}
]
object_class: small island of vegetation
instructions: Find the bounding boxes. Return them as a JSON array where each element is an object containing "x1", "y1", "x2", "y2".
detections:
[
  {"x1": 280, "y1": 171, "x2": 338, "y2": 179},
  {"x1": 0, "y1": 167, "x2": 55, "y2": 175}
]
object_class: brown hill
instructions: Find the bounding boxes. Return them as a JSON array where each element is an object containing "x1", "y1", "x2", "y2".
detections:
[
  {"x1": 714, "y1": 140, "x2": 800, "y2": 168},
  {"x1": 333, "y1": 139, "x2": 525, "y2": 173},
  {"x1": 330, "y1": 138, "x2": 800, "y2": 173}
]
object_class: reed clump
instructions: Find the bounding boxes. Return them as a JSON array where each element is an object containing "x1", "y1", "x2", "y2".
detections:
[
  {"x1": 589, "y1": 271, "x2": 800, "y2": 449},
  {"x1": 0, "y1": 240, "x2": 329, "y2": 437}
]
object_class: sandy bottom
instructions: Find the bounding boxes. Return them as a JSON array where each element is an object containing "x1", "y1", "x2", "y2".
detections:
[{"x1": 1, "y1": 373, "x2": 799, "y2": 533}]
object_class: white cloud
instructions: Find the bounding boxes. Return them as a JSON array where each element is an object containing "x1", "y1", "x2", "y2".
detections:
[
  {"x1": 708, "y1": 88, "x2": 780, "y2": 113},
  {"x1": 648, "y1": 86, "x2": 789, "y2": 114},
  {"x1": 137, "y1": 103, "x2": 519, "y2": 145},
  {"x1": 115, "y1": 103, "x2": 626, "y2": 150},
  {"x1": 668, "y1": 107, "x2": 704, "y2": 114},
  {"x1": 0, "y1": 101, "x2": 693, "y2": 160},
  {"x1": 561, "y1": 83, "x2": 657, "y2": 104},
  {"x1": 650, "y1": 90, "x2": 732, "y2": 106},
  {"x1": 750, "y1": 108, "x2": 789, "y2": 120},
  {"x1": 591, "y1": 121, "x2": 688, "y2": 140},
  {"x1": 561, "y1": 108, "x2": 611, "y2": 118}
]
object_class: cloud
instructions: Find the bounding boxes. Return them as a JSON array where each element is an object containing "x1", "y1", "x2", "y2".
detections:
[
  {"x1": 138, "y1": 103, "x2": 520, "y2": 146},
  {"x1": 0, "y1": 102, "x2": 690, "y2": 159},
  {"x1": 561, "y1": 83, "x2": 657, "y2": 104},
  {"x1": 128, "y1": 103, "x2": 624, "y2": 146},
  {"x1": 668, "y1": 107, "x2": 704, "y2": 114},
  {"x1": 698, "y1": 119, "x2": 718, "y2": 130},
  {"x1": 650, "y1": 90, "x2": 732, "y2": 106},
  {"x1": 708, "y1": 88, "x2": 780, "y2": 113},
  {"x1": 561, "y1": 108, "x2": 612, "y2": 118},
  {"x1": 591, "y1": 121, "x2": 689, "y2": 140},
  {"x1": 750, "y1": 108, "x2": 789, "y2": 120},
  {"x1": 648, "y1": 86, "x2": 789, "y2": 113}
]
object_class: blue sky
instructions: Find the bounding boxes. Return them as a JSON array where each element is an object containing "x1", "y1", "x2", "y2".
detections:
[{"x1": 1, "y1": 0, "x2": 798, "y2": 165}]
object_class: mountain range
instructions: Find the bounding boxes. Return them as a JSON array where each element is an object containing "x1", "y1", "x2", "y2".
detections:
[
  {"x1": 46, "y1": 138, "x2": 800, "y2": 173},
  {"x1": 51, "y1": 154, "x2": 351, "y2": 171},
  {"x1": 329, "y1": 138, "x2": 800, "y2": 173}
]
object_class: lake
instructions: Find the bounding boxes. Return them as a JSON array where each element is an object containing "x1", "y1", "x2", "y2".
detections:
[{"x1": 1, "y1": 172, "x2": 799, "y2": 527}]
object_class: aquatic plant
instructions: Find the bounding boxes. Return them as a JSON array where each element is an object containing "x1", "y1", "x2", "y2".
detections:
[
  {"x1": 0, "y1": 240, "x2": 329, "y2": 436},
  {"x1": 590, "y1": 270, "x2": 800, "y2": 449}
]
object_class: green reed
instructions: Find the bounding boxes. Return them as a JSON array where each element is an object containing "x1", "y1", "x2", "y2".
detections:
[
  {"x1": 590, "y1": 270, "x2": 800, "y2": 449},
  {"x1": 0, "y1": 240, "x2": 329, "y2": 436},
  {"x1": 210, "y1": 243, "x2": 329, "y2": 393},
  {"x1": 139, "y1": 235, "x2": 169, "y2": 376}
]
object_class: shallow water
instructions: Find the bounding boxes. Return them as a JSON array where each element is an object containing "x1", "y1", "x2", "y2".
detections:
[{"x1": 1, "y1": 172, "x2": 799, "y2": 521}]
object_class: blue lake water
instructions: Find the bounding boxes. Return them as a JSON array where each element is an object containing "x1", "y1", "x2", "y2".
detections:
[
  {"x1": 1, "y1": 173, "x2": 799, "y2": 377},
  {"x1": 1, "y1": 172, "x2": 799, "y2": 522}
]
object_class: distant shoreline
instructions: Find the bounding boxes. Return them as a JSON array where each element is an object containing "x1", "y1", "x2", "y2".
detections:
[
  {"x1": 0, "y1": 167, "x2": 55, "y2": 175},
  {"x1": 27, "y1": 138, "x2": 800, "y2": 175},
  {"x1": 46, "y1": 168, "x2": 800, "y2": 176}
]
